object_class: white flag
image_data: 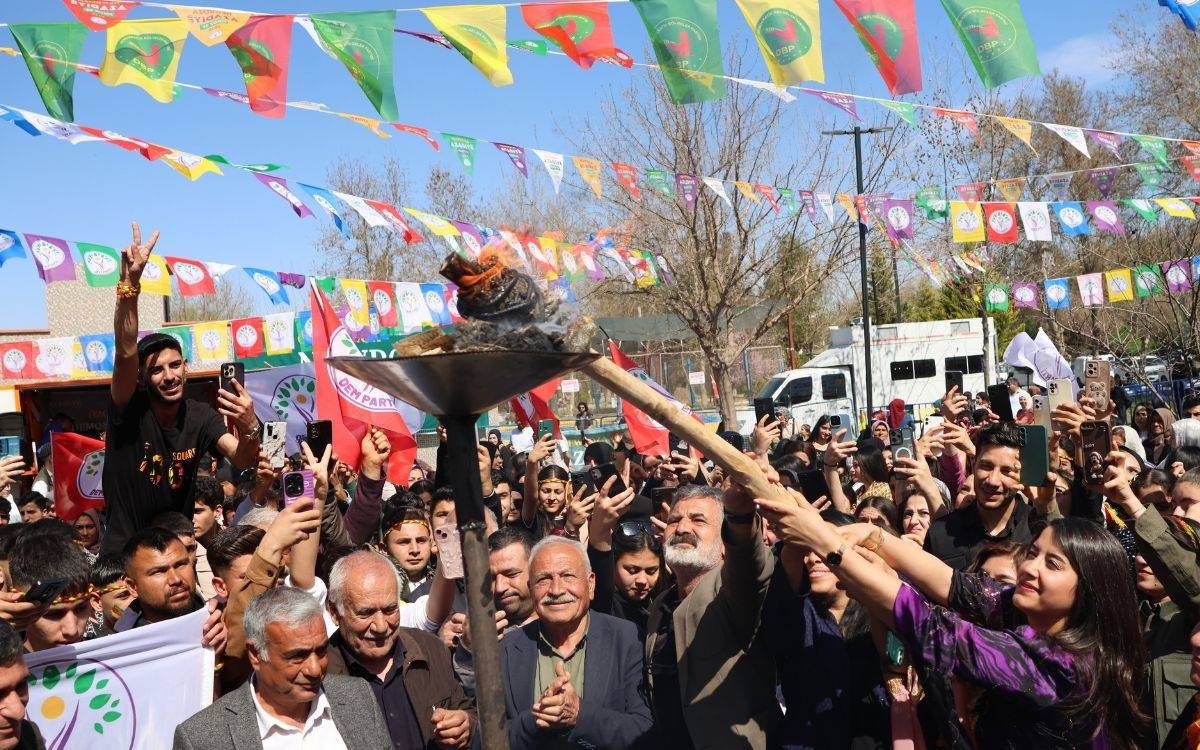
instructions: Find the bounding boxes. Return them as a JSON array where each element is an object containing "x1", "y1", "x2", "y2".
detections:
[
  {"x1": 394, "y1": 282, "x2": 434, "y2": 332},
  {"x1": 1042, "y1": 123, "x2": 1090, "y2": 158},
  {"x1": 701, "y1": 177, "x2": 732, "y2": 207},
  {"x1": 816, "y1": 193, "x2": 837, "y2": 224},
  {"x1": 25, "y1": 607, "x2": 212, "y2": 749},
  {"x1": 333, "y1": 191, "x2": 390, "y2": 228},
  {"x1": 531, "y1": 149, "x2": 565, "y2": 194},
  {"x1": 1018, "y1": 202, "x2": 1053, "y2": 242},
  {"x1": 34, "y1": 337, "x2": 75, "y2": 378}
]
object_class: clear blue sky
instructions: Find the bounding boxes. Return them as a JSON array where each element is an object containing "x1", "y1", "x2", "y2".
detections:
[{"x1": 0, "y1": 0, "x2": 1142, "y2": 329}]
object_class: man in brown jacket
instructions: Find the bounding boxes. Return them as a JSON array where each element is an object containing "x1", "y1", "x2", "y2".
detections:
[
  {"x1": 645, "y1": 482, "x2": 779, "y2": 749},
  {"x1": 325, "y1": 550, "x2": 474, "y2": 749}
]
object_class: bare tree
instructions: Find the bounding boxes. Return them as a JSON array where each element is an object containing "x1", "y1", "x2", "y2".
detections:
[{"x1": 169, "y1": 277, "x2": 256, "y2": 322}]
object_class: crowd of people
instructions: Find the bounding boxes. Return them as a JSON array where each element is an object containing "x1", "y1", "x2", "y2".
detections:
[{"x1": 2, "y1": 231, "x2": 1200, "y2": 748}]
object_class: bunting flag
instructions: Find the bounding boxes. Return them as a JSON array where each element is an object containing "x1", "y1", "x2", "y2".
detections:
[
  {"x1": 310, "y1": 10, "x2": 399, "y2": 118},
  {"x1": 63, "y1": 1, "x2": 138, "y2": 31},
  {"x1": 299, "y1": 183, "x2": 350, "y2": 237},
  {"x1": 333, "y1": 191, "x2": 388, "y2": 227},
  {"x1": 1135, "y1": 162, "x2": 1164, "y2": 190},
  {"x1": 1088, "y1": 166, "x2": 1119, "y2": 196},
  {"x1": 1087, "y1": 200, "x2": 1125, "y2": 234},
  {"x1": 983, "y1": 202, "x2": 1018, "y2": 243},
  {"x1": 225, "y1": 14, "x2": 293, "y2": 118},
  {"x1": 1087, "y1": 129, "x2": 1123, "y2": 159},
  {"x1": 244, "y1": 267, "x2": 289, "y2": 304},
  {"x1": 1157, "y1": 197, "x2": 1196, "y2": 219},
  {"x1": 79, "y1": 332, "x2": 117, "y2": 371},
  {"x1": 1052, "y1": 201, "x2": 1089, "y2": 236},
  {"x1": 135, "y1": 254, "x2": 169, "y2": 295},
  {"x1": 955, "y1": 182, "x2": 986, "y2": 202},
  {"x1": 421, "y1": 282, "x2": 453, "y2": 326},
  {"x1": 915, "y1": 186, "x2": 947, "y2": 219},
  {"x1": 1044, "y1": 278, "x2": 1070, "y2": 309},
  {"x1": 949, "y1": 201, "x2": 984, "y2": 243},
  {"x1": 1041, "y1": 173, "x2": 1070, "y2": 199},
  {"x1": 676, "y1": 174, "x2": 699, "y2": 210},
  {"x1": 252, "y1": 173, "x2": 314, "y2": 218},
  {"x1": 1042, "y1": 123, "x2": 1090, "y2": 158},
  {"x1": 532, "y1": 149, "x2": 565, "y2": 193},
  {"x1": 0, "y1": 341, "x2": 36, "y2": 380},
  {"x1": 160, "y1": 150, "x2": 223, "y2": 181},
  {"x1": 1132, "y1": 134, "x2": 1169, "y2": 167},
  {"x1": 1012, "y1": 282, "x2": 1038, "y2": 308},
  {"x1": 735, "y1": 0, "x2": 824, "y2": 86},
  {"x1": 159, "y1": 325, "x2": 192, "y2": 362},
  {"x1": 1127, "y1": 199, "x2": 1159, "y2": 223},
  {"x1": 1077, "y1": 273, "x2": 1104, "y2": 306},
  {"x1": 778, "y1": 187, "x2": 797, "y2": 214},
  {"x1": 339, "y1": 279, "x2": 370, "y2": 326},
  {"x1": 231, "y1": 316, "x2": 265, "y2": 358},
  {"x1": 632, "y1": 0, "x2": 727, "y2": 104},
  {"x1": 170, "y1": 7, "x2": 251, "y2": 45},
  {"x1": 98, "y1": 18, "x2": 189, "y2": 103},
  {"x1": 393, "y1": 123, "x2": 439, "y2": 150},
  {"x1": 806, "y1": 89, "x2": 859, "y2": 119},
  {"x1": 1164, "y1": 259, "x2": 1192, "y2": 294},
  {"x1": 190, "y1": 320, "x2": 231, "y2": 362},
  {"x1": 935, "y1": 108, "x2": 981, "y2": 142},
  {"x1": 519, "y1": 2, "x2": 622, "y2": 68},
  {"x1": 704, "y1": 177, "x2": 732, "y2": 207},
  {"x1": 573, "y1": 156, "x2": 604, "y2": 197},
  {"x1": 443, "y1": 132, "x2": 477, "y2": 175},
  {"x1": 10, "y1": 22, "x2": 88, "y2": 122},
  {"x1": 78, "y1": 242, "x2": 121, "y2": 287},
  {"x1": 365, "y1": 280, "x2": 397, "y2": 327},
  {"x1": 833, "y1": 0, "x2": 921, "y2": 95},
  {"x1": 984, "y1": 284, "x2": 1009, "y2": 311},
  {"x1": 494, "y1": 143, "x2": 528, "y2": 177},
  {"x1": 422, "y1": 5, "x2": 513, "y2": 87},
  {"x1": 648, "y1": 169, "x2": 675, "y2": 197},
  {"x1": 755, "y1": 184, "x2": 780, "y2": 212},
  {"x1": 0, "y1": 230, "x2": 25, "y2": 268},
  {"x1": 613, "y1": 163, "x2": 641, "y2": 199},
  {"x1": 294, "y1": 310, "x2": 313, "y2": 347},
  {"x1": 995, "y1": 177, "x2": 1025, "y2": 201},
  {"x1": 1182, "y1": 155, "x2": 1200, "y2": 182},
  {"x1": 1134, "y1": 264, "x2": 1164, "y2": 298},
  {"x1": 995, "y1": 115, "x2": 1036, "y2": 152},
  {"x1": 263, "y1": 311, "x2": 296, "y2": 355},
  {"x1": 1018, "y1": 201, "x2": 1052, "y2": 241},
  {"x1": 882, "y1": 199, "x2": 914, "y2": 241},
  {"x1": 939, "y1": 0, "x2": 1040, "y2": 88},
  {"x1": 24, "y1": 234, "x2": 76, "y2": 283},
  {"x1": 877, "y1": 100, "x2": 917, "y2": 127},
  {"x1": 34, "y1": 337, "x2": 74, "y2": 378},
  {"x1": 162, "y1": 255, "x2": 214, "y2": 296},
  {"x1": 452, "y1": 221, "x2": 485, "y2": 257},
  {"x1": 835, "y1": 193, "x2": 857, "y2": 220},
  {"x1": 366, "y1": 201, "x2": 424, "y2": 244},
  {"x1": 1105, "y1": 268, "x2": 1135, "y2": 302}
]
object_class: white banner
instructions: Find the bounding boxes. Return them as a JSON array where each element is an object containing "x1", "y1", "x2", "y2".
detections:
[{"x1": 25, "y1": 607, "x2": 212, "y2": 749}]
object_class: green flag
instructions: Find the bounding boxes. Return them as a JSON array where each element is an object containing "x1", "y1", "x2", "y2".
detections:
[
  {"x1": 443, "y1": 133, "x2": 478, "y2": 175},
  {"x1": 313, "y1": 276, "x2": 338, "y2": 295},
  {"x1": 915, "y1": 186, "x2": 948, "y2": 219},
  {"x1": 877, "y1": 99, "x2": 917, "y2": 128},
  {"x1": 78, "y1": 242, "x2": 121, "y2": 287},
  {"x1": 645, "y1": 168, "x2": 674, "y2": 197},
  {"x1": 1125, "y1": 199, "x2": 1159, "y2": 223},
  {"x1": 939, "y1": 0, "x2": 1040, "y2": 88},
  {"x1": 310, "y1": 10, "x2": 398, "y2": 121},
  {"x1": 1134, "y1": 264, "x2": 1164, "y2": 297},
  {"x1": 160, "y1": 325, "x2": 193, "y2": 361},
  {"x1": 984, "y1": 284, "x2": 1010, "y2": 312},
  {"x1": 632, "y1": 0, "x2": 726, "y2": 104},
  {"x1": 10, "y1": 22, "x2": 88, "y2": 121},
  {"x1": 1131, "y1": 135, "x2": 1169, "y2": 167},
  {"x1": 1133, "y1": 162, "x2": 1164, "y2": 190}
]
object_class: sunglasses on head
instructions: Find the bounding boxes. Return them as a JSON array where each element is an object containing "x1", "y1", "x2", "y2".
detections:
[{"x1": 616, "y1": 520, "x2": 660, "y2": 549}]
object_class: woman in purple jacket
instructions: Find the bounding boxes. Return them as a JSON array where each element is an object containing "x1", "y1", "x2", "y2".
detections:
[{"x1": 756, "y1": 491, "x2": 1150, "y2": 750}]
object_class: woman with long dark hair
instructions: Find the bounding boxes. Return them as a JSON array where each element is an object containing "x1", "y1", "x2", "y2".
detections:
[
  {"x1": 756, "y1": 494, "x2": 1150, "y2": 749},
  {"x1": 805, "y1": 416, "x2": 833, "y2": 467}
]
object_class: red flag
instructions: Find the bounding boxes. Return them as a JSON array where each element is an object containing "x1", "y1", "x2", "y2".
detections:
[
  {"x1": 0, "y1": 342, "x2": 36, "y2": 380},
  {"x1": 935, "y1": 108, "x2": 982, "y2": 143},
  {"x1": 392, "y1": 123, "x2": 440, "y2": 150},
  {"x1": 367, "y1": 281, "x2": 398, "y2": 327},
  {"x1": 444, "y1": 286, "x2": 463, "y2": 323},
  {"x1": 833, "y1": 0, "x2": 922, "y2": 95},
  {"x1": 612, "y1": 163, "x2": 641, "y2": 200},
  {"x1": 983, "y1": 203, "x2": 1019, "y2": 244},
  {"x1": 956, "y1": 182, "x2": 987, "y2": 202},
  {"x1": 364, "y1": 200, "x2": 424, "y2": 244},
  {"x1": 226, "y1": 15, "x2": 294, "y2": 119},
  {"x1": 62, "y1": 0, "x2": 137, "y2": 30},
  {"x1": 607, "y1": 341, "x2": 697, "y2": 456},
  {"x1": 77, "y1": 126, "x2": 169, "y2": 161},
  {"x1": 230, "y1": 317, "x2": 265, "y2": 358},
  {"x1": 1183, "y1": 156, "x2": 1200, "y2": 182},
  {"x1": 312, "y1": 287, "x2": 417, "y2": 484},
  {"x1": 520, "y1": 2, "x2": 623, "y2": 69},
  {"x1": 52, "y1": 432, "x2": 106, "y2": 522},
  {"x1": 509, "y1": 378, "x2": 562, "y2": 438},
  {"x1": 164, "y1": 256, "x2": 216, "y2": 296},
  {"x1": 754, "y1": 184, "x2": 781, "y2": 213}
]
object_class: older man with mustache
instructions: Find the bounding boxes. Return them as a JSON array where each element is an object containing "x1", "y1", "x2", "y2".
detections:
[{"x1": 496, "y1": 537, "x2": 654, "y2": 749}]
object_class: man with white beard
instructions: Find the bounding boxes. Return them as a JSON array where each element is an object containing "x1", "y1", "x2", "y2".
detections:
[{"x1": 645, "y1": 483, "x2": 779, "y2": 750}]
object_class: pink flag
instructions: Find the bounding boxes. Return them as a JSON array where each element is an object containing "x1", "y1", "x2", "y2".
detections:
[
  {"x1": 1012, "y1": 282, "x2": 1039, "y2": 308},
  {"x1": 833, "y1": 0, "x2": 921, "y2": 95},
  {"x1": 1086, "y1": 201, "x2": 1124, "y2": 235},
  {"x1": 806, "y1": 90, "x2": 859, "y2": 121},
  {"x1": 1077, "y1": 273, "x2": 1105, "y2": 307},
  {"x1": 676, "y1": 174, "x2": 698, "y2": 211},
  {"x1": 1085, "y1": 130, "x2": 1123, "y2": 159},
  {"x1": 1163, "y1": 259, "x2": 1192, "y2": 294},
  {"x1": 882, "y1": 199, "x2": 914, "y2": 241},
  {"x1": 252, "y1": 173, "x2": 314, "y2": 218}
]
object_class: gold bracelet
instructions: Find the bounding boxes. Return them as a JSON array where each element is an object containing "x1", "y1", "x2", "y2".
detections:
[
  {"x1": 115, "y1": 280, "x2": 140, "y2": 299},
  {"x1": 859, "y1": 526, "x2": 885, "y2": 553}
]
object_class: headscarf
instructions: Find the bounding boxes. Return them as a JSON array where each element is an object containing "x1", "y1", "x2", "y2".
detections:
[
  {"x1": 1113, "y1": 426, "x2": 1146, "y2": 462},
  {"x1": 888, "y1": 399, "x2": 907, "y2": 429},
  {"x1": 1173, "y1": 418, "x2": 1200, "y2": 449},
  {"x1": 1147, "y1": 408, "x2": 1177, "y2": 466},
  {"x1": 75, "y1": 508, "x2": 104, "y2": 553}
]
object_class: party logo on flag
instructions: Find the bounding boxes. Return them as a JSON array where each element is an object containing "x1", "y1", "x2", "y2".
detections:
[
  {"x1": 654, "y1": 16, "x2": 712, "y2": 71},
  {"x1": 754, "y1": 7, "x2": 813, "y2": 65},
  {"x1": 81, "y1": 245, "x2": 118, "y2": 281},
  {"x1": 1012, "y1": 282, "x2": 1038, "y2": 308}
]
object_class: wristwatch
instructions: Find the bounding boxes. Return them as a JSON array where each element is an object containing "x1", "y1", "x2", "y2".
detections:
[{"x1": 825, "y1": 543, "x2": 848, "y2": 567}]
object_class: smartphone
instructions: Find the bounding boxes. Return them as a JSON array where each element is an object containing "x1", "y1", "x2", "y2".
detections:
[
  {"x1": 570, "y1": 470, "x2": 595, "y2": 496},
  {"x1": 305, "y1": 420, "x2": 333, "y2": 464},
  {"x1": 21, "y1": 579, "x2": 69, "y2": 605},
  {"x1": 669, "y1": 433, "x2": 690, "y2": 455},
  {"x1": 795, "y1": 469, "x2": 832, "y2": 504},
  {"x1": 945, "y1": 370, "x2": 964, "y2": 396},
  {"x1": 1017, "y1": 425, "x2": 1050, "y2": 487},
  {"x1": 537, "y1": 419, "x2": 556, "y2": 440},
  {"x1": 754, "y1": 397, "x2": 777, "y2": 426},
  {"x1": 281, "y1": 469, "x2": 314, "y2": 506},
  {"x1": 649, "y1": 485, "x2": 675, "y2": 507},
  {"x1": 890, "y1": 427, "x2": 916, "y2": 459},
  {"x1": 1083, "y1": 360, "x2": 1113, "y2": 416},
  {"x1": 219, "y1": 361, "x2": 245, "y2": 394},
  {"x1": 434, "y1": 523, "x2": 464, "y2": 579},
  {"x1": 0, "y1": 436, "x2": 19, "y2": 458},
  {"x1": 1080, "y1": 421, "x2": 1112, "y2": 489},
  {"x1": 1032, "y1": 395, "x2": 1051, "y2": 429},
  {"x1": 987, "y1": 383, "x2": 1014, "y2": 422},
  {"x1": 263, "y1": 421, "x2": 288, "y2": 470},
  {"x1": 589, "y1": 462, "x2": 627, "y2": 495}
]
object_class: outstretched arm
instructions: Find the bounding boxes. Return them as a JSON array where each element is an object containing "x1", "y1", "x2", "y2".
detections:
[{"x1": 111, "y1": 222, "x2": 159, "y2": 412}]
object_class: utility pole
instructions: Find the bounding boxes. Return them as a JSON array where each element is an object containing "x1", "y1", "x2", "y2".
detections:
[{"x1": 821, "y1": 125, "x2": 893, "y2": 421}]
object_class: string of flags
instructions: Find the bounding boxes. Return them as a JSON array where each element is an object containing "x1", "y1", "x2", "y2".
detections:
[
  {"x1": 1159, "y1": 0, "x2": 1200, "y2": 31},
  {"x1": 980, "y1": 257, "x2": 1200, "y2": 312}
]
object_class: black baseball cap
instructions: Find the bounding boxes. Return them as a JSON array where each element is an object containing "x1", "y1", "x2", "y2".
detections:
[{"x1": 136, "y1": 332, "x2": 182, "y2": 362}]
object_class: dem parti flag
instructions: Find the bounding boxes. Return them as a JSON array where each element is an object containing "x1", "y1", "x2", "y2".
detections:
[
  {"x1": 51, "y1": 431, "x2": 105, "y2": 521},
  {"x1": 633, "y1": 0, "x2": 726, "y2": 104},
  {"x1": 735, "y1": 0, "x2": 824, "y2": 86},
  {"x1": 939, "y1": 0, "x2": 1040, "y2": 88},
  {"x1": 833, "y1": 0, "x2": 921, "y2": 95}
]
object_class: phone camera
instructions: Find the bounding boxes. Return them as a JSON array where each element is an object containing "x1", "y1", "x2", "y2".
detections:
[{"x1": 284, "y1": 473, "x2": 305, "y2": 497}]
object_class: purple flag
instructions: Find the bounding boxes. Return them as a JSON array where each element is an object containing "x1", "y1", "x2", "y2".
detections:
[
  {"x1": 493, "y1": 143, "x2": 528, "y2": 178},
  {"x1": 799, "y1": 190, "x2": 818, "y2": 223},
  {"x1": 675, "y1": 174, "x2": 699, "y2": 211},
  {"x1": 1163, "y1": 259, "x2": 1192, "y2": 293},
  {"x1": 203, "y1": 87, "x2": 251, "y2": 105},
  {"x1": 882, "y1": 199, "x2": 915, "y2": 241},
  {"x1": 1086, "y1": 201, "x2": 1125, "y2": 235},
  {"x1": 806, "y1": 90, "x2": 860, "y2": 121},
  {"x1": 1087, "y1": 167, "x2": 1120, "y2": 197},
  {"x1": 1012, "y1": 282, "x2": 1039, "y2": 308},
  {"x1": 452, "y1": 221, "x2": 485, "y2": 258},
  {"x1": 23, "y1": 234, "x2": 75, "y2": 283},
  {"x1": 252, "y1": 173, "x2": 314, "y2": 218},
  {"x1": 277, "y1": 272, "x2": 307, "y2": 289},
  {"x1": 1086, "y1": 130, "x2": 1123, "y2": 159}
]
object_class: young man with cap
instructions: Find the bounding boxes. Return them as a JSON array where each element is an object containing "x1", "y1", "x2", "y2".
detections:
[{"x1": 101, "y1": 223, "x2": 262, "y2": 556}]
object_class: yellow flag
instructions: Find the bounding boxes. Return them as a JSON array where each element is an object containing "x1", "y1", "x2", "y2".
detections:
[
  {"x1": 421, "y1": 5, "x2": 512, "y2": 87},
  {"x1": 404, "y1": 208, "x2": 460, "y2": 238},
  {"x1": 1105, "y1": 269, "x2": 1134, "y2": 302},
  {"x1": 337, "y1": 113, "x2": 391, "y2": 138},
  {"x1": 140, "y1": 255, "x2": 171, "y2": 295},
  {"x1": 192, "y1": 321, "x2": 232, "y2": 363},
  {"x1": 995, "y1": 116, "x2": 1037, "y2": 153},
  {"x1": 573, "y1": 157, "x2": 603, "y2": 197},
  {"x1": 736, "y1": 182, "x2": 763, "y2": 203},
  {"x1": 995, "y1": 177, "x2": 1026, "y2": 202},
  {"x1": 735, "y1": 0, "x2": 823, "y2": 86},
  {"x1": 539, "y1": 236, "x2": 560, "y2": 281},
  {"x1": 161, "y1": 150, "x2": 223, "y2": 180},
  {"x1": 99, "y1": 18, "x2": 190, "y2": 103},
  {"x1": 950, "y1": 201, "x2": 985, "y2": 243},
  {"x1": 340, "y1": 279, "x2": 370, "y2": 326},
  {"x1": 836, "y1": 193, "x2": 856, "y2": 219},
  {"x1": 168, "y1": 6, "x2": 250, "y2": 46},
  {"x1": 1157, "y1": 198, "x2": 1196, "y2": 219},
  {"x1": 70, "y1": 339, "x2": 90, "y2": 378}
]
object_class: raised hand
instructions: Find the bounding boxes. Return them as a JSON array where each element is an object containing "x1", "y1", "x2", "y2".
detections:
[
  {"x1": 823, "y1": 428, "x2": 858, "y2": 468},
  {"x1": 940, "y1": 385, "x2": 968, "y2": 421},
  {"x1": 529, "y1": 432, "x2": 556, "y2": 464},
  {"x1": 0, "y1": 456, "x2": 25, "y2": 495},
  {"x1": 216, "y1": 379, "x2": 258, "y2": 436},
  {"x1": 752, "y1": 414, "x2": 782, "y2": 456},
  {"x1": 120, "y1": 221, "x2": 159, "y2": 284},
  {"x1": 359, "y1": 426, "x2": 391, "y2": 480},
  {"x1": 299, "y1": 441, "x2": 333, "y2": 502},
  {"x1": 564, "y1": 484, "x2": 597, "y2": 531},
  {"x1": 259, "y1": 498, "x2": 321, "y2": 562}
]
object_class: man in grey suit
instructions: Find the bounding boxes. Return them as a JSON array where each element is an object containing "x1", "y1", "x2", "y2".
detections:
[
  {"x1": 497, "y1": 537, "x2": 654, "y2": 749},
  {"x1": 173, "y1": 586, "x2": 391, "y2": 749}
]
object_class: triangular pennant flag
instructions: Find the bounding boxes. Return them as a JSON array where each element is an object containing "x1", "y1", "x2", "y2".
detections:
[
  {"x1": 10, "y1": 22, "x2": 88, "y2": 122},
  {"x1": 442, "y1": 132, "x2": 478, "y2": 175},
  {"x1": 393, "y1": 123, "x2": 440, "y2": 150},
  {"x1": 995, "y1": 116, "x2": 1036, "y2": 153},
  {"x1": 876, "y1": 99, "x2": 918, "y2": 127},
  {"x1": 1182, "y1": 155, "x2": 1200, "y2": 182},
  {"x1": 778, "y1": 187, "x2": 798, "y2": 214},
  {"x1": 1042, "y1": 123, "x2": 1090, "y2": 158},
  {"x1": 1087, "y1": 166, "x2": 1120, "y2": 197},
  {"x1": 1077, "y1": 273, "x2": 1104, "y2": 307},
  {"x1": 226, "y1": 14, "x2": 294, "y2": 119},
  {"x1": 0, "y1": 230, "x2": 26, "y2": 269},
  {"x1": 755, "y1": 184, "x2": 781, "y2": 212},
  {"x1": 648, "y1": 169, "x2": 676, "y2": 197},
  {"x1": 949, "y1": 201, "x2": 984, "y2": 242},
  {"x1": 519, "y1": 2, "x2": 623, "y2": 68},
  {"x1": 1105, "y1": 269, "x2": 1134, "y2": 302},
  {"x1": 1086, "y1": 130, "x2": 1123, "y2": 159},
  {"x1": 1126, "y1": 198, "x2": 1159, "y2": 223},
  {"x1": 613, "y1": 163, "x2": 641, "y2": 199},
  {"x1": 63, "y1": 1, "x2": 137, "y2": 31},
  {"x1": 494, "y1": 143, "x2": 529, "y2": 177},
  {"x1": 702, "y1": 177, "x2": 731, "y2": 207},
  {"x1": 573, "y1": 156, "x2": 604, "y2": 197},
  {"x1": 309, "y1": 10, "x2": 399, "y2": 118},
  {"x1": 244, "y1": 267, "x2": 289, "y2": 304},
  {"x1": 914, "y1": 186, "x2": 947, "y2": 219},
  {"x1": 1132, "y1": 134, "x2": 1170, "y2": 167},
  {"x1": 833, "y1": 0, "x2": 922, "y2": 95},
  {"x1": 740, "y1": 182, "x2": 765, "y2": 204},
  {"x1": 404, "y1": 207, "x2": 461, "y2": 237},
  {"x1": 99, "y1": 18, "x2": 189, "y2": 103},
  {"x1": 934, "y1": 107, "x2": 981, "y2": 142},
  {"x1": 1042, "y1": 172, "x2": 1072, "y2": 199},
  {"x1": 676, "y1": 174, "x2": 699, "y2": 210},
  {"x1": 160, "y1": 149, "x2": 223, "y2": 181},
  {"x1": 805, "y1": 89, "x2": 859, "y2": 120},
  {"x1": 955, "y1": 182, "x2": 986, "y2": 202},
  {"x1": 334, "y1": 190, "x2": 389, "y2": 227},
  {"x1": 169, "y1": 6, "x2": 251, "y2": 46},
  {"x1": 632, "y1": 0, "x2": 726, "y2": 104},
  {"x1": 252, "y1": 173, "x2": 314, "y2": 218},
  {"x1": 422, "y1": 5, "x2": 513, "y2": 87},
  {"x1": 817, "y1": 193, "x2": 837, "y2": 223},
  {"x1": 1134, "y1": 162, "x2": 1164, "y2": 190},
  {"x1": 939, "y1": 0, "x2": 1040, "y2": 88},
  {"x1": 1017, "y1": 202, "x2": 1052, "y2": 241},
  {"x1": 531, "y1": 149, "x2": 565, "y2": 193},
  {"x1": 365, "y1": 200, "x2": 425, "y2": 244},
  {"x1": 1051, "y1": 201, "x2": 1090, "y2": 236},
  {"x1": 1086, "y1": 200, "x2": 1125, "y2": 234},
  {"x1": 735, "y1": 0, "x2": 824, "y2": 86},
  {"x1": 995, "y1": 177, "x2": 1025, "y2": 201},
  {"x1": 299, "y1": 183, "x2": 350, "y2": 237},
  {"x1": 164, "y1": 255, "x2": 215, "y2": 295},
  {"x1": 1157, "y1": 197, "x2": 1196, "y2": 219},
  {"x1": 983, "y1": 202, "x2": 1018, "y2": 243},
  {"x1": 78, "y1": 242, "x2": 121, "y2": 287}
]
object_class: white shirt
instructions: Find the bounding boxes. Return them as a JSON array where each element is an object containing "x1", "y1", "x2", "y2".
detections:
[
  {"x1": 250, "y1": 678, "x2": 349, "y2": 750},
  {"x1": 284, "y1": 574, "x2": 338, "y2": 637}
]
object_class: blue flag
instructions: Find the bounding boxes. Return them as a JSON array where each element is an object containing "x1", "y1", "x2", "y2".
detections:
[
  {"x1": 1051, "y1": 201, "x2": 1090, "y2": 236},
  {"x1": 244, "y1": 267, "x2": 290, "y2": 305},
  {"x1": 420, "y1": 283, "x2": 452, "y2": 326},
  {"x1": 0, "y1": 229, "x2": 27, "y2": 268},
  {"x1": 299, "y1": 183, "x2": 350, "y2": 238},
  {"x1": 1044, "y1": 278, "x2": 1071, "y2": 309},
  {"x1": 1161, "y1": 0, "x2": 1200, "y2": 29},
  {"x1": 78, "y1": 333, "x2": 115, "y2": 372},
  {"x1": 295, "y1": 310, "x2": 313, "y2": 349}
]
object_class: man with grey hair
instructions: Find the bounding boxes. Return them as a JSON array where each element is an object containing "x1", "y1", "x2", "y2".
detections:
[
  {"x1": 645, "y1": 481, "x2": 779, "y2": 749},
  {"x1": 173, "y1": 586, "x2": 391, "y2": 749},
  {"x1": 497, "y1": 536, "x2": 653, "y2": 748},
  {"x1": 324, "y1": 550, "x2": 474, "y2": 749}
]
